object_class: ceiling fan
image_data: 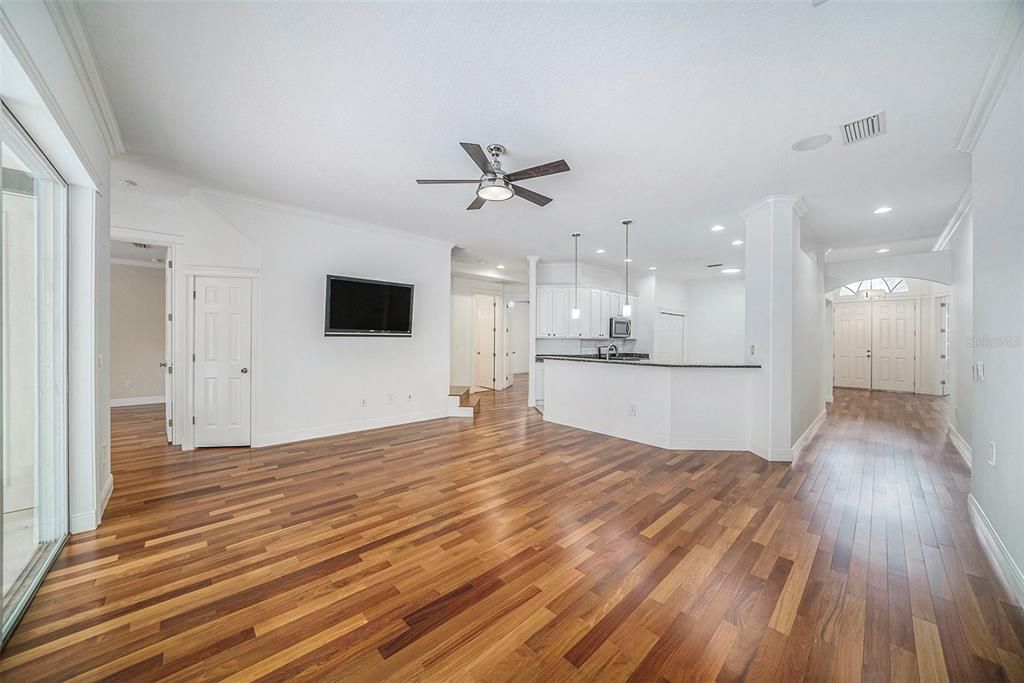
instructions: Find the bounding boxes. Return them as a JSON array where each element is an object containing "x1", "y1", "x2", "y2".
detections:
[{"x1": 417, "y1": 143, "x2": 570, "y2": 210}]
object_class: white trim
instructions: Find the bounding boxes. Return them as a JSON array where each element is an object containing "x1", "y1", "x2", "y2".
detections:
[
  {"x1": 196, "y1": 186, "x2": 455, "y2": 250},
  {"x1": 955, "y1": 3, "x2": 1024, "y2": 153},
  {"x1": 933, "y1": 189, "x2": 973, "y2": 252},
  {"x1": 739, "y1": 195, "x2": 808, "y2": 219},
  {"x1": 792, "y1": 408, "x2": 827, "y2": 460},
  {"x1": 184, "y1": 265, "x2": 259, "y2": 279},
  {"x1": 97, "y1": 473, "x2": 113, "y2": 523},
  {"x1": 110, "y1": 257, "x2": 163, "y2": 269},
  {"x1": 968, "y1": 494, "x2": 1024, "y2": 607},
  {"x1": 948, "y1": 422, "x2": 973, "y2": 469},
  {"x1": 110, "y1": 395, "x2": 164, "y2": 407},
  {"x1": 252, "y1": 409, "x2": 450, "y2": 448},
  {"x1": 43, "y1": 1, "x2": 125, "y2": 156},
  {"x1": 110, "y1": 225, "x2": 185, "y2": 245}
]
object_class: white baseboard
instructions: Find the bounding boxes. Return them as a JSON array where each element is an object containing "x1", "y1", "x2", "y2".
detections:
[
  {"x1": 792, "y1": 409, "x2": 828, "y2": 461},
  {"x1": 252, "y1": 408, "x2": 449, "y2": 448},
  {"x1": 110, "y1": 395, "x2": 164, "y2": 407},
  {"x1": 948, "y1": 422, "x2": 972, "y2": 469},
  {"x1": 968, "y1": 494, "x2": 1024, "y2": 607},
  {"x1": 668, "y1": 438, "x2": 754, "y2": 452}
]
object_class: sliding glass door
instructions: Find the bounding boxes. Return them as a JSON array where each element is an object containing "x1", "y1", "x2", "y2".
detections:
[{"x1": 1, "y1": 105, "x2": 69, "y2": 645}]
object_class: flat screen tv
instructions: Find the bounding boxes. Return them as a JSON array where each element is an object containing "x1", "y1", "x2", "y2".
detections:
[{"x1": 324, "y1": 275, "x2": 414, "y2": 337}]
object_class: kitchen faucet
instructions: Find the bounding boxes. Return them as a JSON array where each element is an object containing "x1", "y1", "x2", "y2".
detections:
[{"x1": 600, "y1": 344, "x2": 619, "y2": 360}]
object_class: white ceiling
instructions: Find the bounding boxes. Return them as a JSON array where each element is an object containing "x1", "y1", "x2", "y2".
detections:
[
  {"x1": 110, "y1": 239, "x2": 166, "y2": 264},
  {"x1": 80, "y1": 2, "x2": 1006, "y2": 280}
]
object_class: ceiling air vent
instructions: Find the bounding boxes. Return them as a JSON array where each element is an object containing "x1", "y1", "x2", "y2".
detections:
[
  {"x1": 706, "y1": 263, "x2": 724, "y2": 268},
  {"x1": 131, "y1": 242, "x2": 152, "y2": 249},
  {"x1": 841, "y1": 112, "x2": 886, "y2": 145}
]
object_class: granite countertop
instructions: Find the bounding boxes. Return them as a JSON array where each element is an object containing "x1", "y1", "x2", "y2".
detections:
[{"x1": 536, "y1": 354, "x2": 760, "y2": 369}]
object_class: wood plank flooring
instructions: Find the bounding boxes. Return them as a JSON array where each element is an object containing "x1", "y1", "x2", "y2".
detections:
[{"x1": 3, "y1": 380, "x2": 1022, "y2": 681}]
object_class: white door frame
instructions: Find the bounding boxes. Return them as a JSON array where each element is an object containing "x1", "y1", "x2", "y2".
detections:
[
  {"x1": 110, "y1": 227, "x2": 182, "y2": 442},
  {"x1": 185, "y1": 268, "x2": 259, "y2": 450},
  {"x1": 833, "y1": 296, "x2": 923, "y2": 394}
]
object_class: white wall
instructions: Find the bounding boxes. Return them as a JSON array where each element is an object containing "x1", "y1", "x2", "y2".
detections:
[
  {"x1": 791, "y1": 248, "x2": 827, "y2": 442},
  {"x1": 949, "y1": 214, "x2": 974, "y2": 442},
  {"x1": 110, "y1": 264, "x2": 164, "y2": 401},
  {"x1": 112, "y1": 167, "x2": 453, "y2": 449},
  {"x1": 3, "y1": 4, "x2": 113, "y2": 531},
  {"x1": 969, "y1": 45, "x2": 1024, "y2": 578},
  {"x1": 684, "y1": 279, "x2": 745, "y2": 363}
]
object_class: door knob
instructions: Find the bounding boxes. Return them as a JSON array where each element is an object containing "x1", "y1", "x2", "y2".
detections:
[{"x1": 240, "y1": 367, "x2": 248, "y2": 374}]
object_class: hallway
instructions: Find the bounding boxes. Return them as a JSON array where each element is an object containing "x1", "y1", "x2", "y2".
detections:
[{"x1": 1, "y1": 385, "x2": 1021, "y2": 680}]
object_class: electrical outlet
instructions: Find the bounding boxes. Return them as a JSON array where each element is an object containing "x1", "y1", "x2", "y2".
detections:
[
  {"x1": 360, "y1": 398, "x2": 367, "y2": 408},
  {"x1": 988, "y1": 441, "x2": 996, "y2": 467},
  {"x1": 407, "y1": 393, "x2": 413, "y2": 402},
  {"x1": 627, "y1": 404, "x2": 637, "y2": 417},
  {"x1": 386, "y1": 393, "x2": 395, "y2": 405},
  {"x1": 126, "y1": 380, "x2": 133, "y2": 389}
]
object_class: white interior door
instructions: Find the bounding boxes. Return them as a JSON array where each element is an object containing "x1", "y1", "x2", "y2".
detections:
[
  {"x1": 834, "y1": 302, "x2": 871, "y2": 389},
  {"x1": 511, "y1": 303, "x2": 530, "y2": 374},
  {"x1": 164, "y1": 258, "x2": 173, "y2": 442},
  {"x1": 872, "y1": 300, "x2": 916, "y2": 392},
  {"x1": 194, "y1": 276, "x2": 252, "y2": 447},
  {"x1": 473, "y1": 294, "x2": 495, "y2": 389},
  {"x1": 655, "y1": 312, "x2": 684, "y2": 363}
]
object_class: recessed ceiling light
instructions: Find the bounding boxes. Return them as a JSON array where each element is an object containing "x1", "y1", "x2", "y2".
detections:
[
  {"x1": 791, "y1": 134, "x2": 832, "y2": 152},
  {"x1": 731, "y1": 239, "x2": 744, "y2": 246},
  {"x1": 496, "y1": 264, "x2": 505, "y2": 269},
  {"x1": 876, "y1": 248, "x2": 890, "y2": 254},
  {"x1": 623, "y1": 258, "x2": 633, "y2": 263},
  {"x1": 648, "y1": 266, "x2": 657, "y2": 270},
  {"x1": 595, "y1": 248, "x2": 605, "y2": 254},
  {"x1": 873, "y1": 207, "x2": 893, "y2": 214},
  {"x1": 721, "y1": 268, "x2": 742, "y2": 274},
  {"x1": 711, "y1": 225, "x2": 725, "y2": 232}
]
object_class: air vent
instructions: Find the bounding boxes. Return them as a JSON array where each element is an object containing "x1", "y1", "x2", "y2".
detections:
[
  {"x1": 706, "y1": 263, "x2": 724, "y2": 268},
  {"x1": 841, "y1": 112, "x2": 886, "y2": 145},
  {"x1": 131, "y1": 242, "x2": 152, "y2": 249}
]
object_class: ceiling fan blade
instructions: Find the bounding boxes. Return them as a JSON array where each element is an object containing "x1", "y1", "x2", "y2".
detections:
[
  {"x1": 467, "y1": 196, "x2": 486, "y2": 210},
  {"x1": 416, "y1": 179, "x2": 479, "y2": 184},
  {"x1": 511, "y1": 184, "x2": 552, "y2": 207},
  {"x1": 505, "y1": 159, "x2": 570, "y2": 183},
  {"x1": 460, "y1": 142, "x2": 493, "y2": 174}
]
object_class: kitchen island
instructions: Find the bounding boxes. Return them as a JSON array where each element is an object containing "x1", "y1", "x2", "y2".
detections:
[{"x1": 540, "y1": 356, "x2": 762, "y2": 453}]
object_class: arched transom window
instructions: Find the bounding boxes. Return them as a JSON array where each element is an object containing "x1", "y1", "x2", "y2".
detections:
[{"x1": 838, "y1": 277, "x2": 908, "y2": 296}]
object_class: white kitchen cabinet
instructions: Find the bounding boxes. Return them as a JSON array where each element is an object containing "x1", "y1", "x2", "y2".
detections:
[
  {"x1": 534, "y1": 362, "x2": 545, "y2": 401},
  {"x1": 536, "y1": 287, "x2": 553, "y2": 337},
  {"x1": 552, "y1": 287, "x2": 571, "y2": 337}
]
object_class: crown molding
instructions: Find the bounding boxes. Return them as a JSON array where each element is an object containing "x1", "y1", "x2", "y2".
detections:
[
  {"x1": 0, "y1": 7, "x2": 103, "y2": 190},
  {"x1": 44, "y1": 1, "x2": 126, "y2": 157},
  {"x1": 194, "y1": 186, "x2": 455, "y2": 250},
  {"x1": 955, "y1": 3, "x2": 1024, "y2": 153},
  {"x1": 933, "y1": 188, "x2": 973, "y2": 252},
  {"x1": 740, "y1": 195, "x2": 808, "y2": 219}
]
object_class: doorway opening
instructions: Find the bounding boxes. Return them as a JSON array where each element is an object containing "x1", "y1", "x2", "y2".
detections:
[{"x1": 831, "y1": 277, "x2": 949, "y2": 394}]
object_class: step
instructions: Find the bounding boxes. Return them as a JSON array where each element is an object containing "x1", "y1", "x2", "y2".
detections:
[{"x1": 467, "y1": 394, "x2": 481, "y2": 414}]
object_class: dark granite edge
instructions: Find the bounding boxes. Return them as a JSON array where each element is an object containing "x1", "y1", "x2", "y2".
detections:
[{"x1": 537, "y1": 355, "x2": 760, "y2": 369}]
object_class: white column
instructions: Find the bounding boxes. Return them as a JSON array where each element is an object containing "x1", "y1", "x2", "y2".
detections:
[
  {"x1": 741, "y1": 195, "x2": 807, "y2": 461},
  {"x1": 527, "y1": 256, "x2": 539, "y2": 407}
]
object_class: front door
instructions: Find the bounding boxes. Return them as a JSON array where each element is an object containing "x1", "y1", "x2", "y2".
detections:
[
  {"x1": 834, "y1": 302, "x2": 871, "y2": 389},
  {"x1": 872, "y1": 300, "x2": 916, "y2": 392},
  {"x1": 194, "y1": 276, "x2": 252, "y2": 447}
]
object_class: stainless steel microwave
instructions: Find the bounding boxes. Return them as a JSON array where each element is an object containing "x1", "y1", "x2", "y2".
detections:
[{"x1": 609, "y1": 317, "x2": 631, "y2": 338}]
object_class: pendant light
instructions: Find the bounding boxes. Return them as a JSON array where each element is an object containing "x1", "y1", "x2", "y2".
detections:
[
  {"x1": 570, "y1": 232, "x2": 582, "y2": 319},
  {"x1": 621, "y1": 219, "x2": 633, "y2": 316}
]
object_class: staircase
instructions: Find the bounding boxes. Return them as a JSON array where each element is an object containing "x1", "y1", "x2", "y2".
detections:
[{"x1": 447, "y1": 386, "x2": 480, "y2": 418}]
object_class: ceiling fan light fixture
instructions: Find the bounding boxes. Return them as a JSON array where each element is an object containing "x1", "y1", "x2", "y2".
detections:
[{"x1": 477, "y1": 177, "x2": 514, "y2": 201}]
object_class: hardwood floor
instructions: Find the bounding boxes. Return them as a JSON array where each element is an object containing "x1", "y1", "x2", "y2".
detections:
[{"x1": 3, "y1": 380, "x2": 1023, "y2": 681}]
